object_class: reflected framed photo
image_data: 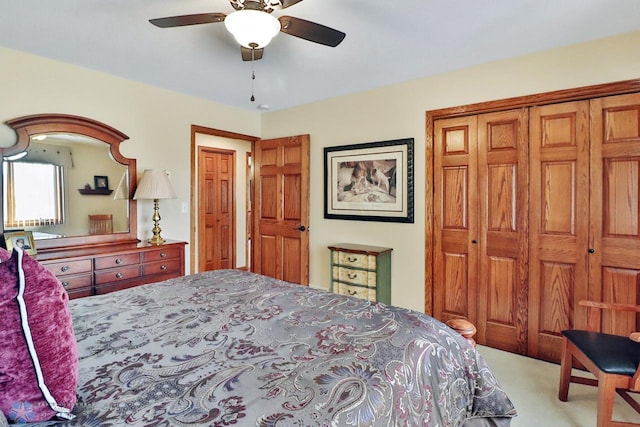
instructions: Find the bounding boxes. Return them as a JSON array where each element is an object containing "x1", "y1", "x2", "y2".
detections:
[
  {"x1": 94, "y1": 175, "x2": 109, "y2": 190},
  {"x1": 4, "y1": 230, "x2": 37, "y2": 255},
  {"x1": 324, "y1": 138, "x2": 414, "y2": 223}
]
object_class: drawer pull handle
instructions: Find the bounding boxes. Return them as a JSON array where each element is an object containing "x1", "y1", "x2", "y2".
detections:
[
  {"x1": 115, "y1": 258, "x2": 123, "y2": 265},
  {"x1": 61, "y1": 266, "x2": 69, "y2": 272},
  {"x1": 160, "y1": 265, "x2": 167, "y2": 270},
  {"x1": 160, "y1": 252, "x2": 167, "y2": 258},
  {"x1": 347, "y1": 272, "x2": 358, "y2": 279},
  {"x1": 347, "y1": 256, "x2": 358, "y2": 263},
  {"x1": 347, "y1": 290, "x2": 357, "y2": 296},
  {"x1": 115, "y1": 272, "x2": 124, "y2": 279},
  {"x1": 61, "y1": 281, "x2": 69, "y2": 288}
]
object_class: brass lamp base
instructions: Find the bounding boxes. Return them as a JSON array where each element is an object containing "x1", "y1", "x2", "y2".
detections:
[{"x1": 148, "y1": 198, "x2": 166, "y2": 245}]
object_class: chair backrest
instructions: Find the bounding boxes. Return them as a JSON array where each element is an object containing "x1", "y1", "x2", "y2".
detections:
[{"x1": 88, "y1": 214, "x2": 113, "y2": 235}]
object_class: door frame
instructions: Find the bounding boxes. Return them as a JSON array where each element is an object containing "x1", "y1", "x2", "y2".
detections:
[{"x1": 190, "y1": 125, "x2": 258, "y2": 274}]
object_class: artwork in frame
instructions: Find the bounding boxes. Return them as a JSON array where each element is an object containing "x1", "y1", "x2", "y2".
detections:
[
  {"x1": 4, "y1": 230, "x2": 37, "y2": 255},
  {"x1": 324, "y1": 138, "x2": 414, "y2": 223},
  {"x1": 94, "y1": 175, "x2": 109, "y2": 190}
]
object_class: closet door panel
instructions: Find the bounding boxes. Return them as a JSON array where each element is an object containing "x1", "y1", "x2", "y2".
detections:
[
  {"x1": 434, "y1": 116, "x2": 478, "y2": 324},
  {"x1": 477, "y1": 109, "x2": 528, "y2": 353},
  {"x1": 590, "y1": 93, "x2": 640, "y2": 336},
  {"x1": 529, "y1": 101, "x2": 590, "y2": 362}
]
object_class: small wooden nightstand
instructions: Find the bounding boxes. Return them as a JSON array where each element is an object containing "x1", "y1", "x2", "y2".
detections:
[{"x1": 328, "y1": 243, "x2": 392, "y2": 304}]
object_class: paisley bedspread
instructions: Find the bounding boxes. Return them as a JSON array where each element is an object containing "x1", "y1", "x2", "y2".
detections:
[{"x1": 48, "y1": 270, "x2": 516, "y2": 426}]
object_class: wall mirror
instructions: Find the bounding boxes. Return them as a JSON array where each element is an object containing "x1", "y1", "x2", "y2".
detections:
[{"x1": 1, "y1": 114, "x2": 138, "y2": 252}]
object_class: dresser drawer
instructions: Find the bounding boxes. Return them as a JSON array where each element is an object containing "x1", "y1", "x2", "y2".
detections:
[
  {"x1": 94, "y1": 253, "x2": 140, "y2": 270},
  {"x1": 142, "y1": 247, "x2": 181, "y2": 263},
  {"x1": 142, "y1": 258, "x2": 182, "y2": 276},
  {"x1": 94, "y1": 265, "x2": 141, "y2": 285},
  {"x1": 337, "y1": 283, "x2": 376, "y2": 302},
  {"x1": 332, "y1": 266, "x2": 376, "y2": 287},
  {"x1": 333, "y1": 251, "x2": 376, "y2": 270},
  {"x1": 58, "y1": 274, "x2": 92, "y2": 291},
  {"x1": 43, "y1": 259, "x2": 92, "y2": 277}
]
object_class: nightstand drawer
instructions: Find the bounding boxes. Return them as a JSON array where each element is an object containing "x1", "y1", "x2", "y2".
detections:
[
  {"x1": 94, "y1": 253, "x2": 140, "y2": 270},
  {"x1": 333, "y1": 266, "x2": 376, "y2": 287},
  {"x1": 94, "y1": 265, "x2": 141, "y2": 285},
  {"x1": 334, "y1": 251, "x2": 376, "y2": 270},
  {"x1": 44, "y1": 259, "x2": 92, "y2": 277},
  {"x1": 337, "y1": 283, "x2": 376, "y2": 302}
]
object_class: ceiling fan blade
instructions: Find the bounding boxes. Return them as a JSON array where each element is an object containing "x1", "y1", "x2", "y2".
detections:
[
  {"x1": 278, "y1": 16, "x2": 345, "y2": 47},
  {"x1": 149, "y1": 13, "x2": 226, "y2": 28},
  {"x1": 241, "y1": 46, "x2": 264, "y2": 61},
  {"x1": 280, "y1": 0, "x2": 304, "y2": 9}
]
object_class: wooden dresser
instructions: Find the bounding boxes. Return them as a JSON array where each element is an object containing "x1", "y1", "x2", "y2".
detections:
[
  {"x1": 328, "y1": 243, "x2": 392, "y2": 304},
  {"x1": 37, "y1": 240, "x2": 186, "y2": 299}
]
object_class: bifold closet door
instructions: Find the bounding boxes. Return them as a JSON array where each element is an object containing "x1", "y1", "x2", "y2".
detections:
[
  {"x1": 433, "y1": 115, "x2": 479, "y2": 327},
  {"x1": 476, "y1": 109, "x2": 529, "y2": 353},
  {"x1": 589, "y1": 92, "x2": 640, "y2": 337},
  {"x1": 528, "y1": 101, "x2": 590, "y2": 362},
  {"x1": 434, "y1": 110, "x2": 528, "y2": 353}
]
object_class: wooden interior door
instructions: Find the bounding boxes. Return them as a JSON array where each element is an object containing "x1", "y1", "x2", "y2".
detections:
[
  {"x1": 476, "y1": 109, "x2": 529, "y2": 353},
  {"x1": 433, "y1": 115, "x2": 479, "y2": 326},
  {"x1": 589, "y1": 92, "x2": 640, "y2": 336},
  {"x1": 528, "y1": 100, "x2": 590, "y2": 362},
  {"x1": 198, "y1": 147, "x2": 235, "y2": 271},
  {"x1": 253, "y1": 135, "x2": 310, "y2": 285}
]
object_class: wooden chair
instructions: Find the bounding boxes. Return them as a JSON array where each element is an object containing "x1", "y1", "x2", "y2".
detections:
[
  {"x1": 88, "y1": 214, "x2": 113, "y2": 235},
  {"x1": 559, "y1": 300, "x2": 640, "y2": 427}
]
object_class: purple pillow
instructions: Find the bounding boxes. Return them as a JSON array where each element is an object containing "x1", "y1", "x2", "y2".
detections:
[{"x1": 0, "y1": 247, "x2": 78, "y2": 422}]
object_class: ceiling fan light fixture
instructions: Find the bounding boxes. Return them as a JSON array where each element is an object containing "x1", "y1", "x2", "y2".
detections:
[{"x1": 224, "y1": 9, "x2": 281, "y2": 49}]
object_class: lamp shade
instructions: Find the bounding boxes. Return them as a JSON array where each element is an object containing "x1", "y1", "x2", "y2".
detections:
[
  {"x1": 133, "y1": 170, "x2": 176, "y2": 200},
  {"x1": 224, "y1": 9, "x2": 281, "y2": 49}
]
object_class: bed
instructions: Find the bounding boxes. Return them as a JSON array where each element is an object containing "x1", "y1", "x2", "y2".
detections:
[{"x1": 12, "y1": 268, "x2": 516, "y2": 426}]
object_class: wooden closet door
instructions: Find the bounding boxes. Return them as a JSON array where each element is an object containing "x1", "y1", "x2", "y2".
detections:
[
  {"x1": 589, "y1": 93, "x2": 640, "y2": 336},
  {"x1": 198, "y1": 148, "x2": 235, "y2": 271},
  {"x1": 434, "y1": 116, "x2": 479, "y2": 326},
  {"x1": 528, "y1": 101, "x2": 590, "y2": 362},
  {"x1": 476, "y1": 109, "x2": 529, "y2": 353}
]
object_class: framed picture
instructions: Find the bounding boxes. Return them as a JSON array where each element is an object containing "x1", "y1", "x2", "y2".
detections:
[
  {"x1": 4, "y1": 230, "x2": 37, "y2": 255},
  {"x1": 324, "y1": 138, "x2": 414, "y2": 223},
  {"x1": 94, "y1": 175, "x2": 109, "y2": 190}
]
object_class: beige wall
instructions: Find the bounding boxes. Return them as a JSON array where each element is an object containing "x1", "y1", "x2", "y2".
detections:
[
  {"x1": 2, "y1": 30, "x2": 640, "y2": 314},
  {"x1": 261, "y1": 30, "x2": 640, "y2": 312},
  {"x1": 0, "y1": 46, "x2": 261, "y2": 270}
]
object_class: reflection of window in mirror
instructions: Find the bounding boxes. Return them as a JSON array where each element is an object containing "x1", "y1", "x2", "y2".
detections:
[{"x1": 3, "y1": 161, "x2": 64, "y2": 228}]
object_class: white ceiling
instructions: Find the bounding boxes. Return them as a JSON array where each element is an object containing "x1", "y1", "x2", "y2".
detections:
[{"x1": 2, "y1": 0, "x2": 640, "y2": 112}]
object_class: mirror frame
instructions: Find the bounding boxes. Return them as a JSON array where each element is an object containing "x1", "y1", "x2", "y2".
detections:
[{"x1": 1, "y1": 114, "x2": 138, "y2": 251}]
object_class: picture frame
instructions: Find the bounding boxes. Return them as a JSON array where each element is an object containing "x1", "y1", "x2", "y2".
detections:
[
  {"x1": 94, "y1": 175, "x2": 109, "y2": 190},
  {"x1": 324, "y1": 138, "x2": 414, "y2": 223},
  {"x1": 4, "y1": 230, "x2": 37, "y2": 255}
]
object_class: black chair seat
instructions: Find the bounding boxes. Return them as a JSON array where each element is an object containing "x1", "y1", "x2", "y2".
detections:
[{"x1": 563, "y1": 329, "x2": 640, "y2": 376}]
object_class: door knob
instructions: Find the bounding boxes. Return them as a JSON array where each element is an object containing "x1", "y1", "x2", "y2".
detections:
[
  {"x1": 295, "y1": 225, "x2": 306, "y2": 231},
  {"x1": 588, "y1": 248, "x2": 595, "y2": 253}
]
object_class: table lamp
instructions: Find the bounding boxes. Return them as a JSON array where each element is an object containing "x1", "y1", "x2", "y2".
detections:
[{"x1": 133, "y1": 169, "x2": 176, "y2": 245}]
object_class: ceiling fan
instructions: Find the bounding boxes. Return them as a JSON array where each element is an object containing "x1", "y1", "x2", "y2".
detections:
[{"x1": 149, "y1": 0, "x2": 346, "y2": 61}]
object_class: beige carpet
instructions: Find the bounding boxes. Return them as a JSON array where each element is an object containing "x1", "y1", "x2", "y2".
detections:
[{"x1": 478, "y1": 345, "x2": 639, "y2": 426}]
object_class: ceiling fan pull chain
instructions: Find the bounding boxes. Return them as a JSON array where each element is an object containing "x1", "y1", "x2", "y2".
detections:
[{"x1": 250, "y1": 43, "x2": 257, "y2": 102}]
